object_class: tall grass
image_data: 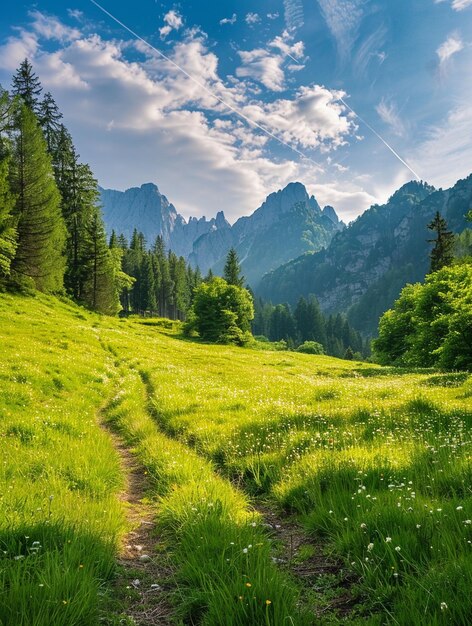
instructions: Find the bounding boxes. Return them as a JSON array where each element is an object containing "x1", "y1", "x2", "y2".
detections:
[{"x1": 2, "y1": 292, "x2": 472, "y2": 625}]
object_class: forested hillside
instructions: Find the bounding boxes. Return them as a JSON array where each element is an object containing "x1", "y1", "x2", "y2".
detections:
[{"x1": 258, "y1": 177, "x2": 472, "y2": 334}]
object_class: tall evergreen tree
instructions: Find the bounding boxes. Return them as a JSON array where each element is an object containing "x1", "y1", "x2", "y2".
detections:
[
  {"x1": 10, "y1": 105, "x2": 65, "y2": 292},
  {"x1": 0, "y1": 154, "x2": 17, "y2": 280},
  {"x1": 12, "y1": 59, "x2": 43, "y2": 113},
  {"x1": 428, "y1": 211, "x2": 455, "y2": 273},
  {"x1": 82, "y1": 207, "x2": 119, "y2": 314},
  {"x1": 38, "y1": 92, "x2": 62, "y2": 153},
  {"x1": 224, "y1": 247, "x2": 244, "y2": 287}
]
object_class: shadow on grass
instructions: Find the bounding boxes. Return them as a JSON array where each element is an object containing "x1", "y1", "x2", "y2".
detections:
[{"x1": 0, "y1": 522, "x2": 116, "y2": 626}]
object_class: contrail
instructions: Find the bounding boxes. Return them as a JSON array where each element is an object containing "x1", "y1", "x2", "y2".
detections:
[
  {"x1": 339, "y1": 97, "x2": 421, "y2": 180},
  {"x1": 89, "y1": 0, "x2": 324, "y2": 170}
]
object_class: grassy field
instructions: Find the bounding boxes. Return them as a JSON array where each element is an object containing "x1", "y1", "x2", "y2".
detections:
[{"x1": 1, "y1": 292, "x2": 472, "y2": 625}]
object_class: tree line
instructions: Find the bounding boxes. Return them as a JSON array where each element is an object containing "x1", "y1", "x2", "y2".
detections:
[
  {"x1": 252, "y1": 295, "x2": 368, "y2": 358},
  {"x1": 0, "y1": 59, "x2": 131, "y2": 313}
]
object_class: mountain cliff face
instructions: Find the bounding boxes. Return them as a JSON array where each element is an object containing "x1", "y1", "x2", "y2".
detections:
[
  {"x1": 258, "y1": 176, "x2": 472, "y2": 335},
  {"x1": 190, "y1": 182, "x2": 344, "y2": 287},
  {"x1": 100, "y1": 181, "x2": 343, "y2": 288},
  {"x1": 99, "y1": 183, "x2": 228, "y2": 258}
]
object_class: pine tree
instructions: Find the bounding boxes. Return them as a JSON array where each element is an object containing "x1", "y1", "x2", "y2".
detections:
[
  {"x1": 38, "y1": 92, "x2": 62, "y2": 153},
  {"x1": 12, "y1": 59, "x2": 43, "y2": 113},
  {"x1": 0, "y1": 154, "x2": 17, "y2": 280},
  {"x1": 224, "y1": 247, "x2": 244, "y2": 287},
  {"x1": 140, "y1": 252, "x2": 157, "y2": 313},
  {"x1": 10, "y1": 105, "x2": 66, "y2": 292},
  {"x1": 428, "y1": 211, "x2": 455, "y2": 273},
  {"x1": 82, "y1": 207, "x2": 119, "y2": 314}
]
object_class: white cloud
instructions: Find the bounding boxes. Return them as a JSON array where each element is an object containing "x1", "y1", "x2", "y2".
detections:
[
  {"x1": 376, "y1": 99, "x2": 406, "y2": 137},
  {"x1": 0, "y1": 11, "x2": 369, "y2": 221},
  {"x1": 436, "y1": 32, "x2": 464, "y2": 71},
  {"x1": 235, "y1": 33, "x2": 305, "y2": 91},
  {"x1": 67, "y1": 9, "x2": 84, "y2": 21},
  {"x1": 452, "y1": 0, "x2": 472, "y2": 8},
  {"x1": 267, "y1": 13, "x2": 280, "y2": 20},
  {"x1": 220, "y1": 14, "x2": 237, "y2": 25},
  {"x1": 0, "y1": 30, "x2": 39, "y2": 71},
  {"x1": 317, "y1": 0, "x2": 365, "y2": 60},
  {"x1": 29, "y1": 10, "x2": 81, "y2": 42},
  {"x1": 242, "y1": 85, "x2": 355, "y2": 150},
  {"x1": 283, "y1": 0, "x2": 304, "y2": 31},
  {"x1": 435, "y1": 0, "x2": 472, "y2": 10},
  {"x1": 245, "y1": 13, "x2": 261, "y2": 26},
  {"x1": 159, "y1": 10, "x2": 183, "y2": 39}
]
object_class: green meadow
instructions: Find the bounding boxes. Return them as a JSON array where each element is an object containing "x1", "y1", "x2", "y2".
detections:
[{"x1": 1, "y1": 292, "x2": 472, "y2": 625}]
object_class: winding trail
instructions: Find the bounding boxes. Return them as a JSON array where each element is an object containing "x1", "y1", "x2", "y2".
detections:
[{"x1": 101, "y1": 413, "x2": 174, "y2": 625}]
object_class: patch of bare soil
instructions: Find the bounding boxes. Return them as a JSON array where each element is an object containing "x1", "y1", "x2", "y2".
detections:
[{"x1": 105, "y1": 431, "x2": 175, "y2": 626}]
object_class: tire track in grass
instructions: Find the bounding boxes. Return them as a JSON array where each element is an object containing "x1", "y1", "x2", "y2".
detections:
[
  {"x1": 138, "y1": 367, "x2": 362, "y2": 623},
  {"x1": 100, "y1": 377, "x2": 175, "y2": 626}
]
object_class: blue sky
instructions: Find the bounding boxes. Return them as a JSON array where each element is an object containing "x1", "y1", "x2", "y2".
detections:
[{"x1": 1, "y1": 0, "x2": 471, "y2": 222}]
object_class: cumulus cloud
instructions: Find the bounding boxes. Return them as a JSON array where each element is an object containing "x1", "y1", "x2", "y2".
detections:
[
  {"x1": 376, "y1": 99, "x2": 406, "y2": 137},
  {"x1": 0, "y1": 10, "x2": 371, "y2": 220},
  {"x1": 159, "y1": 10, "x2": 183, "y2": 39},
  {"x1": 219, "y1": 14, "x2": 237, "y2": 26},
  {"x1": 235, "y1": 32, "x2": 305, "y2": 91}
]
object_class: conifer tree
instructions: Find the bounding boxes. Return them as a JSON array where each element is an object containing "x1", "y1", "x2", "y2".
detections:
[
  {"x1": 38, "y1": 92, "x2": 62, "y2": 153},
  {"x1": 428, "y1": 211, "x2": 455, "y2": 273},
  {"x1": 224, "y1": 247, "x2": 244, "y2": 287},
  {"x1": 0, "y1": 154, "x2": 17, "y2": 280},
  {"x1": 12, "y1": 59, "x2": 43, "y2": 113},
  {"x1": 10, "y1": 105, "x2": 65, "y2": 292},
  {"x1": 82, "y1": 207, "x2": 119, "y2": 314}
]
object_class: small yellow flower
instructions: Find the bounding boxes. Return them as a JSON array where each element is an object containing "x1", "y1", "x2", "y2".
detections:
[
  {"x1": 266, "y1": 599, "x2": 272, "y2": 605},
  {"x1": 245, "y1": 582, "x2": 252, "y2": 587},
  {"x1": 79, "y1": 564, "x2": 84, "y2": 569}
]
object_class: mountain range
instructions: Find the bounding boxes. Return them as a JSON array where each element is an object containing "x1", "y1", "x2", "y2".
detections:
[
  {"x1": 258, "y1": 175, "x2": 472, "y2": 335},
  {"x1": 100, "y1": 174, "x2": 472, "y2": 336},
  {"x1": 100, "y1": 181, "x2": 344, "y2": 287}
]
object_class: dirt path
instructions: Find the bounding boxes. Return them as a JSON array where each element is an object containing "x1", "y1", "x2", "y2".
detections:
[{"x1": 103, "y1": 429, "x2": 175, "y2": 626}]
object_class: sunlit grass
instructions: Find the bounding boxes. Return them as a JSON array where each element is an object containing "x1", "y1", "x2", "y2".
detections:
[{"x1": 2, "y1": 292, "x2": 472, "y2": 624}]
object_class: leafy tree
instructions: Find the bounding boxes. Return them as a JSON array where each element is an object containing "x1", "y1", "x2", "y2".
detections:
[
  {"x1": 12, "y1": 59, "x2": 43, "y2": 113},
  {"x1": 373, "y1": 264, "x2": 472, "y2": 370},
  {"x1": 224, "y1": 247, "x2": 245, "y2": 287},
  {"x1": 185, "y1": 277, "x2": 254, "y2": 344},
  {"x1": 10, "y1": 105, "x2": 66, "y2": 292},
  {"x1": 296, "y1": 341, "x2": 324, "y2": 355},
  {"x1": 344, "y1": 346, "x2": 355, "y2": 360},
  {"x1": 428, "y1": 211, "x2": 455, "y2": 273}
]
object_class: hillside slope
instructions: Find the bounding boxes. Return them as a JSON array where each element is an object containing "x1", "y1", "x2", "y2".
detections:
[
  {"x1": 258, "y1": 175, "x2": 472, "y2": 334},
  {"x1": 2, "y1": 293, "x2": 472, "y2": 625}
]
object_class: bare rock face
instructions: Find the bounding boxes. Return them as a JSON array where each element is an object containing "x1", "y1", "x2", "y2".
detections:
[
  {"x1": 189, "y1": 182, "x2": 343, "y2": 286},
  {"x1": 99, "y1": 183, "x2": 228, "y2": 257}
]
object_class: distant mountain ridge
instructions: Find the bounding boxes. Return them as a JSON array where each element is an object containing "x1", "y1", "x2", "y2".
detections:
[
  {"x1": 100, "y1": 181, "x2": 344, "y2": 287},
  {"x1": 99, "y1": 183, "x2": 229, "y2": 259},
  {"x1": 258, "y1": 175, "x2": 472, "y2": 335}
]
